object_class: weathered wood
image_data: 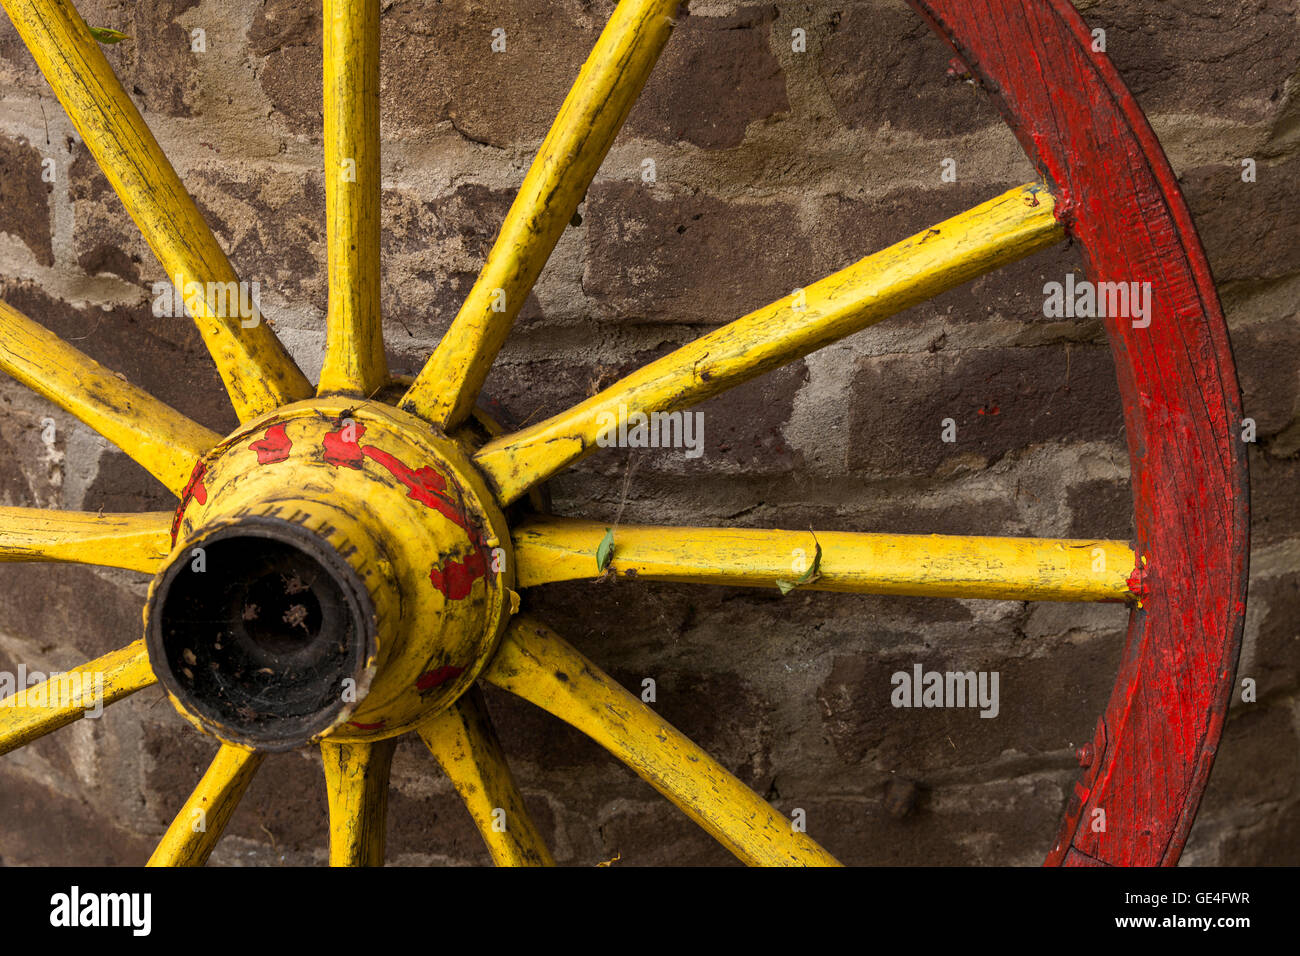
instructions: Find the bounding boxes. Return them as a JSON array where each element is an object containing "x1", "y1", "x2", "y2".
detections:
[
  {"x1": 474, "y1": 184, "x2": 1063, "y2": 505},
  {"x1": 911, "y1": 0, "x2": 1249, "y2": 866},
  {"x1": 400, "y1": 0, "x2": 683, "y2": 430},
  {"x1": 512, "y1": 517, "x2": 1136, "y2": 602},
  {"x1": 0, "y1": 0, "x2": 312, "y2": 421},
  {"x1": 148, "y1": 744, "x2": 264, "y2": 867},
  {"x1": 321, "y1": 738, "x2": 396, "y2": 866},
  {"x1": 418, "y1": 686, "x2": 554, "y2": 866},
  {"x1": 0, "y1": 508, "x2": 171, "y2": 573},
  {"x1": 483, "y1": 617, "x2": 841, "y2": 866},
  {"x1": 0, "y1": 0, "x2": 1246, "y2": 871},
  {"x1": 0, "y1": 640, "x2": 156, "y2": 756},
  {"x1": 318, "y1": 0, "x2": 387, "y2": 398},
  {"x1": 0, "y1": 299, "x2": 220, "y2": 497}
]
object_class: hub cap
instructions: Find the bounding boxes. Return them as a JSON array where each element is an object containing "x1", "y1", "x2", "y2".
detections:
[{"x1": 145, "y1": 400, "x2": 514, "y2": 751}]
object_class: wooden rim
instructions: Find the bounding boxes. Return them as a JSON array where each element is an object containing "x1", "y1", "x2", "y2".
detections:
[{"x1": 910, "y1": 0, "x2": 1250, "y2": 866}]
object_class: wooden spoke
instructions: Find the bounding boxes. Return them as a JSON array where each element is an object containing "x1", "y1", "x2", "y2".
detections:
[
  {"x1": 147, "y1": 744, "x2": 264, "y2": 867},
  {"x1": 418, "y1": 686, "x2": 554, "y2": 867},
  {"x1": 474, "y1": 183, "x2": 1062, "y2": 504},
  {"x1": 2, "y1": 0, "x2": 312, "y2": 421},
  {"x1": 400, "y1": 0, "x2": 682, "y2": 430},
  {"x1": 0, "y1": 508, "x2": 172, "y2": 573},
  {"x1": 0, "y1": 299, "x2": 220, "y2": 496},
  {"x1": 317, "y1": 0, "x2": 386, "y2": 398},
  {"x1": 483, "y1": 617, "x2": 841, "y2": 866},
  {"x1": 0, "y1": 639, "x2": 155, "y2": 757},
  {"x1": 512, "y1": 517, "x2": 1137, "y2": 603},
  {"x1": 321, "y1": 737, "x2": 396, "y2": 867}
]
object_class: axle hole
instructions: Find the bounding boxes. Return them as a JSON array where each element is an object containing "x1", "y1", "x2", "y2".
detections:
[{"x1": 146, "y1": 520, "x2": 373, "y2": 750}]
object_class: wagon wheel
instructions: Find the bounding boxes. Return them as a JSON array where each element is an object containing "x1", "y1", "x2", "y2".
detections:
[{"x1": 0, "y1": 0, "x2": 1247, "y2": 867}]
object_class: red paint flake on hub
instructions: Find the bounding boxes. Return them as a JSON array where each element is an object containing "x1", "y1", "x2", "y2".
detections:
[
  {"x1": 416, "y1": 665, "x2": 465, "y2": 693},
  {"x1": 249, "y1": 423, "x2": 293, "y2": 464},
  {"x1": 318, "y1": 423, "x2": 477, "y2": 530},
  {"x1": 360, "y1": 446, "x2": 469, "y2": 530},
  {"x1": 429, "y1": 549, "x2": 488, "y2": 600},
  {"x1": 347, "y1": 720, "x2": 386, "y2": 730},
  {"x1": 170, "y1": 460, "x2": 208, "y2": 546},
  {"x1": 322, "y1": 420, "x2": 367, "y2": 468}
]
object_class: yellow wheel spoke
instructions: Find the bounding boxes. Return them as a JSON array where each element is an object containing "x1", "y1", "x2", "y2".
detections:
[
  {"x1": 513, "y1": 517, "x2": 1136, "y2": 603},
  {"x1": 0, "y1": 299, "x2": 220, "y2": 496},
  {"x1": 400, "y1": 0, "x2": 682, "y2": 430},
  {"x1": 474, "y1": 184, "x2": 1062, "y2": 504},
  {"x1": 318, "y1": 0, "x2": 386, "y2": 398},
  {"x1": 0, "y1": 508, "x2": 172, "y2": 573},
  {"x1": 321, "y1": 738, "x2": 395, "y2": 867},
  {"x1": 147, "y1": 744, "x2": 264, "y2": 867},
  {"x1": 0, "y1": 639, "x2": 154, "y2": 757},
  {"x1": 2, "y1": 0, "x2": 311, "y2": 421},
  {"x1": 483, "y1": 617, "x2": 840, "y2": 866},
  {"x1": 418, "y1": 686, "x2": 554, "y2": 867}
]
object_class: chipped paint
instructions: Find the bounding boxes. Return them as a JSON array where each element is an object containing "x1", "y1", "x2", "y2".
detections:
[
  {"x1": 908, "y1": 0, "x2": 1248, "y2": 867},
  {"x1": 250, "y1": 423, "x2": 293, "y2": 464}
]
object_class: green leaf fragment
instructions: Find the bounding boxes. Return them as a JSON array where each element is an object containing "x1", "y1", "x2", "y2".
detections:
[
  {"x1": 799, "y1": 539, "x2": 823, "y2": 583},
  {"x1": 88, "y1": 27, "x2": 130, "y2": 44},
  {"x1": 596, "y1": 527, "x2": 614, "y2": 572},
  {"x1": 776, "y1": 536, "x2": 822, "y2": 596}
]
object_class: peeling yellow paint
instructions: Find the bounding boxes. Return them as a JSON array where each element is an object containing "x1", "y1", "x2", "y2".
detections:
[
  {"x1": 512, "y1": 517, "x2": 1136, "y2": 602},
  {"x1": 0, "y1": 508, "x2": 172, "y2": 573},
  {"x1": 484, "y1": 617, "x2": 841, "y2": 866},
  {"x1": 400, "y1": 0, "x2": 683, "y2": 429},
  {"x1": 148, "y1": 744, "x2": 264, "y2": 866},
  {"x1": 2, "y1": 0, "x2": 312, "y2": 421},
  {"x1": 473, "y1": 183, "x2": 1063, "y2": 505},
  {"x1": 318, "y1": 0, "x2": 386, "y2": 398},
  {"x1": 322, "y1": 738, "x2": 396, "y2": 866},
  {"x1": 0, "y1": 639, "x2": 156, "y2": 757},
  {"x1": 418, "y1": 687, "x2": 553, "y2": 866},
  {"x1": 0, "y1": 299, "x2": 221, "y2": 496}
]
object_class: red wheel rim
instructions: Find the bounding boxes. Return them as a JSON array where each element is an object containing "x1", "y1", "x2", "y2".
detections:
[{"x1": 905, "y1": 0, "x2": 1250, "y2": 865}]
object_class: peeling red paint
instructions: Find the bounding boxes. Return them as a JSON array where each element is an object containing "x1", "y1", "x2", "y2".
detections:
[
  {"x1": 186, "y1": 462, "x2": 208, "y2": 505},
  {"x1": 318, "y1": 422, "x2": 476, "y2": 531},
  {"x1": 347, "y1": 720, "x2": 385, "y2": 730},
  {"x1": 250, "y1": 423, "x2": 293, "y2": 464},
  {"x1": 429, "y1": 549, "x2": 488, "y2": 600},
  {"x1": 416, "y1": 664, "x2": 465, "y2": 693},
  {"x1": 323, "y1": 421, "x2": 367, "y2": 468},
  {"x1": 910, "y1": 0, "x2": 1248, "y2": 868},
  {"x1": 1126, "y1": 559, "x2": 1151, "y2": 603},
  {"x1": 170, "y1": 460, "x2": 208, "y2": 545},
  {"x1": 361, "y1": 446, "x2": 469, "y2": 530}
]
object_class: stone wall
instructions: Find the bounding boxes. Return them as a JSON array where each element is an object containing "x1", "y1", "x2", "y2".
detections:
[{"x1": 0, "y1": 0, "x2": 1296, "y2": 865}]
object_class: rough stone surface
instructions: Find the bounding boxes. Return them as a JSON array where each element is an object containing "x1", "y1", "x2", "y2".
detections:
[
  {"x1": 626, "y1": 5, "x2": 790, "y2": 149},
  {"x1": 0, "y1": 0, "x2": 1295, "y2": 867},
  {"x1": 0, "y1": 136, "x2": 52, "y2": 268}
]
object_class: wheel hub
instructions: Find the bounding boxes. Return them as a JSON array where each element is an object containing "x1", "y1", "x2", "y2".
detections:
[{"x1": 144, "y1": 399, "x2": 514, "y2": 751}]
